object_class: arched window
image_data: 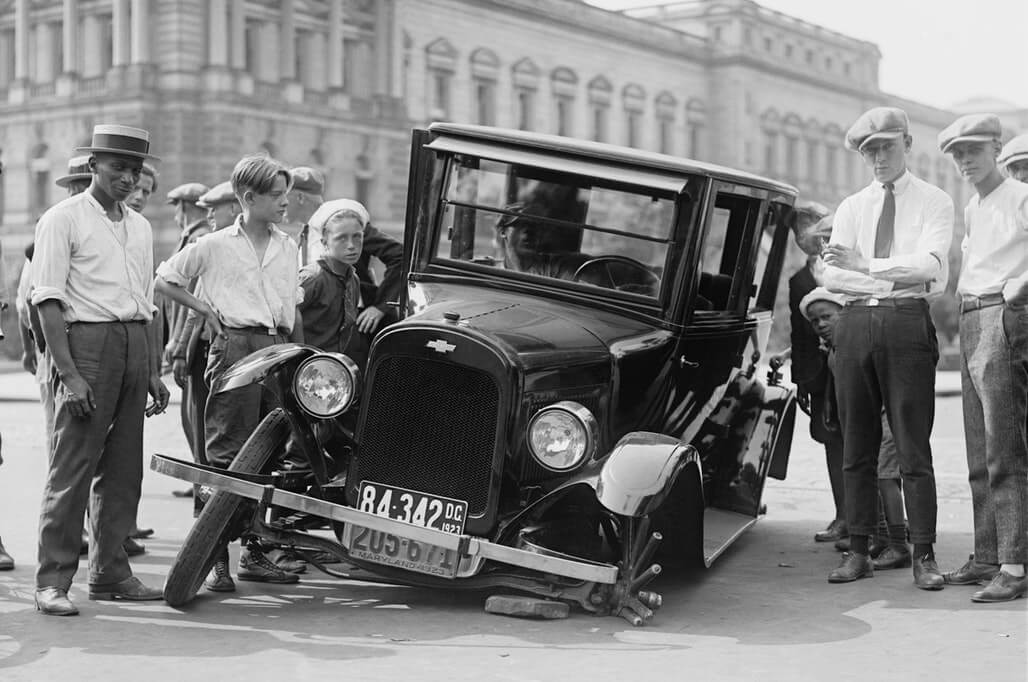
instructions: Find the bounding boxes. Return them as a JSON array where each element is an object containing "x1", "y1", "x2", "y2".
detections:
[
  {"x1": 655, "y1": 91, "x2": 677, "y2": 154},
  {"x1": 512, "y1": 58, "x2": 540, "y2": 131},
  {"x1": 425, "y1": 38, "x2": 458, "y2": 121},
  {"x1": 587, "y1": 75, "x2": 612, "y2": 142},
  {"x1": 687, "y1": 98, "x2": 707, "y2": 160},
  {"x1": 31, "y1": 142, "x2": 50, "y2": 215},
  {"x1": 760, "y1": 108, "x2": 781, "y2": 174},
  {"x1": 622, "y1": 84, "x2": 645, "y2": 148},
  {"x1": 470, "y1": 48, "x2": 499, "y2": 126}
]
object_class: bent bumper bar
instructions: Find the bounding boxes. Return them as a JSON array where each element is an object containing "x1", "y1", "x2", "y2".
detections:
[{"x1": 151, "y1": 454, "x2": 618, "y2": 585}]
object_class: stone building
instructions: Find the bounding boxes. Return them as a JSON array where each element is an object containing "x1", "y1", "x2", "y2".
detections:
[{"x1": 0, "y1": 0, "x2": 1021, "y2": 352}]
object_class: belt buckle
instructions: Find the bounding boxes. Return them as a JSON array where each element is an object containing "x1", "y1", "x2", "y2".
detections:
[{"x1": 866, "y1": 297, "x2": 880, "y2": 307}]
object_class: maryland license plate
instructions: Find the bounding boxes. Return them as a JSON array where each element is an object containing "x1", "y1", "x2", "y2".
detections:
[{"x1": 347, "y1": 482, "x2": 468, "y2": 578}]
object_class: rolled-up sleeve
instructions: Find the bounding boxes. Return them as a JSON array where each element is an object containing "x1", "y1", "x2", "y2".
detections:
[
  {"x1": 868, "y1": 189, "x2": 953, "y2": 283},
  {"x1": 156, "y1": 241, "x2": 204, "y2": 287},
  {"x1": 30, "y1": 212, "x2": 74, "y2": 308}
]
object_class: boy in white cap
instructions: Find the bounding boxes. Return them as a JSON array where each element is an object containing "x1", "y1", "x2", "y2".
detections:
[
  {"x1": 156, "y1": 154, "x2": 304, "y2": 590},
  {"x1": 998, "y1": 133, "x2": 1028, "y2": 184},
  {"x1": 822, "y1": 106, "x2": 953, "y2": 589},
  {"x1": 31, "y1": 124, "x2": 170, "y2": 614},
  {"x1": 938, "y1": 113, "x2": 1028, "y2": 602}
]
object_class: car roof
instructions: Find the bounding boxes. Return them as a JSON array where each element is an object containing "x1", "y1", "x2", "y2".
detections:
[{"x1": 428, "y1": 122, "x2": 798, "y2": 198}]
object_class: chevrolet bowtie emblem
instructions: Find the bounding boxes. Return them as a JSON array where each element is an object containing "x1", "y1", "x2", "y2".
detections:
[{"x1": 426, "y1": 339, "x2": 456, "y2": 353}]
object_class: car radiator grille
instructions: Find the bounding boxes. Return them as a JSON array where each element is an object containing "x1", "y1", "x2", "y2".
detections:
[{"x1": 355, "y1": 355, "x2": 500, "y2": 517}]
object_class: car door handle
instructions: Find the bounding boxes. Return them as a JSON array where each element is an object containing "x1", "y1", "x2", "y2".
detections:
[{"x1": 679, "y1": 356, "x2": 699, "y2": 369}]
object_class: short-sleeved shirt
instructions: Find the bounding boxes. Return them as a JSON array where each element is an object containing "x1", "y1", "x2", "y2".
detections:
[
  {"x1": 31, "y1": 192, "x2": 155, "y2": 322},
  {"x1": 958, "y1": 178, "x2": 1028, "y2": 297},
  {"x1": 298, "y1": 257, "x2": 360, "y2": 352},
  {"x1": 156, "y1": 216, "x2": 301, "y2": 333}
]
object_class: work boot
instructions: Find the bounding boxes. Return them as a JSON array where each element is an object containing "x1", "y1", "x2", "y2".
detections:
[
  {"x1": 237, "y1": 548, "x2": 300, "y2": 584},
  {"x1": 0, "y1": 537, "x2": 14, "y2": 570},
  {"x1": 204, "y1": 549, "x2": 236, "y2": 593},
  {"x1": 269, "y1": 548, "x2": 308, "y2": 574}
]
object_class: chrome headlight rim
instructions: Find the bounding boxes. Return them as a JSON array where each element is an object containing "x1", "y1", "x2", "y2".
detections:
[
  {"x1": 291, "y1": 352, "x2": 360, "y2": 419},
  {"x1": 527, "y1": 400, "x2": 599, "y2": 472}
]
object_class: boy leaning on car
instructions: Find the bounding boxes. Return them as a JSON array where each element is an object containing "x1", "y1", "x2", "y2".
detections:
[{"x1": 155, "y1": 154, "x2": 304, "y2": 591}]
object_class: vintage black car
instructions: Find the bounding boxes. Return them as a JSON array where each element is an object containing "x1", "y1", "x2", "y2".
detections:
[{"x1": 153, "y1": 123, "x2": 800, "y2": 625}]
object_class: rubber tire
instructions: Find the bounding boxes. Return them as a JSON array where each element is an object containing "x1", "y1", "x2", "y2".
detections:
[{"x1": 163, "y1": 408, "x2": 291, "y2": 607}]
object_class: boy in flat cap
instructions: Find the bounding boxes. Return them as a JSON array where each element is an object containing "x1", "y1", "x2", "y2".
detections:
[
  {"x1": 939, "y1": 113, "x2": 1028, "y2": 602},
  {"x1": 156, "y1": 154, "x2": 304, "y2": 590},
  {"x1": 31, "y1": 124, "x2": 170, "y2": 614},
  {"x1": 290, "y1": 166, "x2": 403, "y2": 336},
  {"x1": 822, "y1": 106, "x2": 953, "y2": 589},
  {"x1": 999, "y1": 133, "x2": 1028, "y2": 184}
]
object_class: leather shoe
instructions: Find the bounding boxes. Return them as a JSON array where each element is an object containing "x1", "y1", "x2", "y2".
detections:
[
  {"x1": 834, "y1": 536, "x2": 851, "y2": 553},
  {"x1": 89, "y1": 575, "x2": 164, "y2": 601},
  {"x1": 913, "y1": 555, "x2": 945, "y2": 591},
  {"x1": 35, "y1": 587, "x2": 79, "y2": 616},
  {"x1": 129, "y1": 526, "x2": 154, "y2": 539},
  {"x1": 814, "y1": 519, "x2": 847, "y2": 543},
  {"x1": 0, "y1": 537, "x2": 14, "y2": 571},
  {"x1": 271, "y1": 549, "x2": 308, "y2": 574},
  {"x1": 971, "y1": 571, "x2": 1027, "y2": 603},
  {"x1": 238, "y1": 549, "x2": 300, "y2": 584},
  {"x1": 872, "y1": 544, "x2": 911, "y2": 570},
  {"x1": 123, "y1": 537, "x2": 146, "y2": 557},
  {"x1": 172, "y1": 488, "x2": 194, "y2": 498},
  {"x1": 828, "y1": 552, "x2": 873, "y2": 583},
  {"x1": 944, "y1": 554, "x2": 1000, "y2": 585},
  {"x1": 868, "y1": 536, "x2": 890, "y2": 559}
]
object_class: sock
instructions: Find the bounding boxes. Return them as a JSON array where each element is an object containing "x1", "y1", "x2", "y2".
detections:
[
  {"x1": 849, "y1": 534, "x2": 869, "y2": 556},
  {"x1": 914, "y1": 543, "x2": 933, "y2": 560},
  {"x1": 1000, "y1": 563, "x2": 1026, "y2": 577}
]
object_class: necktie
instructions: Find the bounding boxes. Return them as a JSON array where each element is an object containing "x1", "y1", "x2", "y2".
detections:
[{"x1": 874, "y1": 182, "x2": 895, "y2": 258}]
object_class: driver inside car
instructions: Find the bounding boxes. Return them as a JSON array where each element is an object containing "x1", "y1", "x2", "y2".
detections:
[{"x1": 494, "y1": 202, "x2": 589, "y2": 280}]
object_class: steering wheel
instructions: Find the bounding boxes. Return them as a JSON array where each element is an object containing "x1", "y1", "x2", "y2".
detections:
[{"x1": 572, "y1": 256, "x2": 660, "y2": 296}]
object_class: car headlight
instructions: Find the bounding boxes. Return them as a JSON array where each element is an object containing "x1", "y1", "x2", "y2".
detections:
[
  {"x1": 527, "y1": 401, "x2": 598, "y2": 472},
  {"x1": 292, "y1": 353, "x2": 360, "y2": 419}
]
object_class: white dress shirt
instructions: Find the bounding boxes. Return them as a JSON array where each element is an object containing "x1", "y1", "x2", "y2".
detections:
[
  {"x1": 958, "y1": 178, "x2": 1028, "y2": 297},
  {"x1": 31, "y1": 192, "x2": 155, "y2": 322},
  {"x1": 824, "y1": 171, "x2": 954, "y2": 301},
  {"x1": 157, "y1": 216, "x2": 301, "y2": 333}
]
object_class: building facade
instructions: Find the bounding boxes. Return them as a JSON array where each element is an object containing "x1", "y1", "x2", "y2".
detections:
[{"x1": 0, "y1": 0, "x2": 1022, "y2": 352}]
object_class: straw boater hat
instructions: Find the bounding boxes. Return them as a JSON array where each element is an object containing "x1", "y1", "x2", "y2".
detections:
[
  {"x1": 54, "y1": 154, "x2": 92, "y2": 188},
  {"x1": 75, "y1": 124, "x2": 160, "y2": 161}
]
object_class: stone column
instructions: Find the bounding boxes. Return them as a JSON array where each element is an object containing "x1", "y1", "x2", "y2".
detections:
[
  {"x1": 259, "y1": 21, "x2": 279, "y2": 83},
  {"x1": 230, "y1": 0, "x2": 246, "y2": 70},
  {"x1": 14, "y1": 0, "x2": 29, "y2": 80},
  {"x1": 280, "y1": 0, "x2": 295, "y2": 81},
  {"x1": 81, "y1": 13, "x2": 103, "y2": 78},
  {"x1": 130, "y1": 0, "x2": 150, "y2": 64},
  {"x1": 112, "y1": 0, "x2": 130, "y2": 67},
  {"x1": 328, "y1": 0, "x2": 344, "y2": 90},
  {"x1": 208, "y1": 0, "x2": 228, "y2": 67},
  {"x1": 62, "y1": 0, "x2": 79, "y2": 75}
]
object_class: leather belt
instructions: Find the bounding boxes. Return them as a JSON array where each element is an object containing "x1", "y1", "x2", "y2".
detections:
[
  {"x1": 959, "y1": 293, "x2": 1005, "y2": 314},
  {"x1": 223, "y1": 326, "x2": 283, "y2": 336},
  {"x1": 845, "y1": 297, "x2": 927, "y2": 309}
]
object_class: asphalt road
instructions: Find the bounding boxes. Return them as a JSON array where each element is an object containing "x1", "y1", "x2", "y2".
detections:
[{"x1": 0, "y1": 367, "x2": 1024, "y2": 682}]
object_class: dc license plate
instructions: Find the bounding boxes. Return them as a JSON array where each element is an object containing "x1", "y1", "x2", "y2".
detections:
[{"x1": 348, "y1": 481, "x2": 468, "y2": 578}]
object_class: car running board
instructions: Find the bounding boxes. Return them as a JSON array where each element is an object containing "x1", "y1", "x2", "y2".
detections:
[{"x1": 702, "y1": 508, "x2": 757, "y2": 567}]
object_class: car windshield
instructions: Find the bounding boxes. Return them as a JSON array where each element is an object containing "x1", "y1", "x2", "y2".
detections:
[{"x1": 432, "y1": 156, "x2": 679, "y2": 299}]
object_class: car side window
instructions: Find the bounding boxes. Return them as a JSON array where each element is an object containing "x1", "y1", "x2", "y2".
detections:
[{"x1": 696, "y1": 193, "x2": 759, "y2": 312}]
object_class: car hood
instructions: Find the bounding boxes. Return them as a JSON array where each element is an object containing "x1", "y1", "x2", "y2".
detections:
[{"x1": 407, "y1": 282, "x2": 662, "y2": 370}]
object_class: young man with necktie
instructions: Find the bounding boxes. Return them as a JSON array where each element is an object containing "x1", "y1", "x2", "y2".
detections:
[{"x1": 822, "y1": 106, "x2": 954, "y2": 590}]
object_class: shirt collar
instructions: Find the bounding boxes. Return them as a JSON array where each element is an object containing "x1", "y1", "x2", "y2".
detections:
[
  {"x1": 873, "y1": 170, "x2": 911, "y2": 195},
  {"x1": 226, "y1": 215, "x2": 282, "y2": 238},
  {"x1": 317, "y1": 256, "x2": 355, "y2": 280},
  {"x1": 82, "y1": 190, "x2": 127, "y2": 219}
]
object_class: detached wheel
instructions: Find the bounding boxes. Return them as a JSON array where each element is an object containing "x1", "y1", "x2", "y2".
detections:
[{"x1": 163, "y1": 409, "x2": 291, "y2": 607}]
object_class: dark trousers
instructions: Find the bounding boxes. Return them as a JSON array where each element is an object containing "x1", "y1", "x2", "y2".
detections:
[
  {"x1": 204, "y1": 330, "x2": 284, "y2": 469},
  {"x1": 832, "y1": 302, "x2": 939, "y2": 543},
  {"x1": 186, "y1": 340, "x2": 210, "y2": 515},
  {"x1": 809, "y1": 390, "x2": 845, "y2": 520},
  {"x1": 36, "y1": 321, "x2": 149, "y2": 590}
]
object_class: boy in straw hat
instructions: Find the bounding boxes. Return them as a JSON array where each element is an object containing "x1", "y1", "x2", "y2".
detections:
[
  {"x1": 30, "y1": 124, "x2": 170, "y2": 615},
  {"x1": 998, "y1": 133, "x2": 1028, "y2": 184},
  {"x1": 938, "y1": 113, "x2": 1028, "y2": 602}
]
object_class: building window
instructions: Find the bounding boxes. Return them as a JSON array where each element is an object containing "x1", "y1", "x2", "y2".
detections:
[
  {"x1": 785, "y1": 44, "x2": 793, "y2": 58},
  {"x1": 474, "y1": 79, "x2": 495, "y2": 125},
  {"x1": 101, "y1": 15, "x2": 113, "y2": 72},
  {"x1": 765, "y1": 133, "x2": 778, "y2": 174},
  {"x1": 587, "y1": 75, "x2": 612, "y2": 143},
  {"x1": 843, "y1": 62, "x2": 851, "y2": 76},
  {"x1": 550, "y1": 67, "x2": 579, "y2": 136},
  {"x1": 592, "y1": 105, "x2": 608, "y2": 142},
  {"x1": 785, "y1": 136, "x2": 798, "y2": 181},
  {"x1": 515, "y1": 88, "x2": 534, "y2": 130},
  {"x1": 826, "y1": 145, "x2": 838, "y2": 186},
  {"x1": 805, "y1": 49, "x2": 813, "y2": 64},
  {"x1": 825, "y1": 56, "x2": 833, "y2": 71},
  {"x1": 244, "y1": 20, "x2": 259, "y2": 76},
  {"x1": 30, "y1": 144, "x2": 50, "y2": 216},
  {"x1": 686, "y1": 98, "x2": 707, "y2": 160},
  {"x1": 655, "y1": 91, "x2": 677, "y2": 155},
  {"x1": 806, "y1": 140, "x2": 819, "y2": 182},
  {"x1": 622, "y1": 83, "x2": 646, "y2": 148},
  {"x1": 713, "y1": 26, "x2": 723, "y2": 42},
  {"x1": 744, "y1": 27, "x2": 752, "y2": 45},
  {"x1": 764, "y1": 37, "x2": 772, "y2": 51},
  {"x1": 626, "y1": 112, "x2": 641, "y2": 148},
  {"x1": 294, "y1": 32, "x2": 305, "y2": 83},
  {"x1": 425, "y1": 38, "x2": 458, "y2": 120}
]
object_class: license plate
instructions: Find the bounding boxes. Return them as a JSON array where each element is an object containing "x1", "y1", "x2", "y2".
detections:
[{"x1": 348, "y1": 482, "x2": 468, "y2": 578}]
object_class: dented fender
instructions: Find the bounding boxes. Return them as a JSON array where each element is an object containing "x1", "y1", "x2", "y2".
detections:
[{"x1": 213, "y1": 343, "x2": 319, "y2": 394}]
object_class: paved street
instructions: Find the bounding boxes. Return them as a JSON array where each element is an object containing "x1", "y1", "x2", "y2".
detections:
[{"x1": 0, "y1": 365, "x2": 1024, "y2": 682}]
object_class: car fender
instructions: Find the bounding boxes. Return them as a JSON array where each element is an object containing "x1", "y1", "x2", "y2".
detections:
[
  {"x1": 213, "y1": 343, "x2": 319, "y2": 394},
  {"x1": 594, "y1": 432, "x2": 697, "y2": 517}
]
